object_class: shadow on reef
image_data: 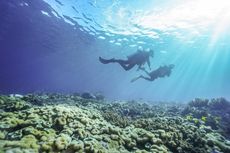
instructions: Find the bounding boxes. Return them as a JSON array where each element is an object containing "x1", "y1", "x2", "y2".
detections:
[{"x1": 0, "y1": 93, "x2": 230, "y2": 153}]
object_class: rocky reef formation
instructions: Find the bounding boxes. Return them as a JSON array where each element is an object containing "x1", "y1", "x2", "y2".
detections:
[{"x1": 0, "y1": 94, "x2": 230, "y2": 153}]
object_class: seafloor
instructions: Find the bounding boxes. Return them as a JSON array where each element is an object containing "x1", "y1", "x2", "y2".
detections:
[{"x1": 0, "y1": 93, "x2": 230, "y2": 153}]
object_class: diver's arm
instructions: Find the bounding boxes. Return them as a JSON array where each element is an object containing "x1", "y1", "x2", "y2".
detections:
[
  {"x1": 137, "y1": 64, "x2": 144, "y2": 71},
  {"x1": 137, "y1": 65, "x2": 141, "y2": 71},
  {"x1": 147, "y1": 59, "x2": 151, "y2": 70}
]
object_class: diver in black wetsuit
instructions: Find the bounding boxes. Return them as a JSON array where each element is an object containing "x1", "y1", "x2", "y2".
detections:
[
  {"x1": 99, "y1": 48, "x2": 154, "y2": 71},
  {"x1": 131, "y1": 64, "x2": 175, "y2": 82}
]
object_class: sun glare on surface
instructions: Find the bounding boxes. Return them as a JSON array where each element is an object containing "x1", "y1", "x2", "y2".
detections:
[
  {"x1": 136, "y1": 0, "x2": 230, "y2": 38},
  {"x1": 43, "y1": 0, "x2": 230, "y2": 45}
]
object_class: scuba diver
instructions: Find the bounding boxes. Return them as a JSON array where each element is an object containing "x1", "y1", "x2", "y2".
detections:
[
  {"x1": 131, "y1": 64, "x2": 175, "y2": 82},
  {"x1": 99, "y1": 47, "x2": 154, "y2": 71}
]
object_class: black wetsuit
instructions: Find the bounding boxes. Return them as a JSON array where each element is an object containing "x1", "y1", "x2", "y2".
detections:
[
  {"x1": 99, "y1": 50, "x2": 151, "y2": 71},
  {"x1": 131, "y1": 65, "x2": 174, "y2": 82}
]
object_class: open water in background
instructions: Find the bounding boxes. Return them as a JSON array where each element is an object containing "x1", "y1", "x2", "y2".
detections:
[{"x1": 0, "y1": 0, "x2": 230, "y2": 102}]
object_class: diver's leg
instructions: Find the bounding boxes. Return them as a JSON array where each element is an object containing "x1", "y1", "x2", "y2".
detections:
[
  {"x1": 113, "y1": 59, "x2": 129, "y2": 64},
  {"x1": 121, "y1": 64, "x2": 135, "y2": 71},
  {"x1": 112, "y1": 59, "x2": 134, "y2": 71},
  {"x1": 120, "y1": 63, "x2": 135, "y2": 71},
  {"x1": 131, "y1": 75, "x2": 156, "y2": 82},
  {"x1": 99, "y1": 57, "x2": 116, "y2": 64},
  {"x1": 131, "y1": 75, "x2": 152, "y2": 82},
  {"x1": 140, "y1": 76, "x2": 153, "y2": 81},
  {"x1": 100, "y1": 57, "x2": 135, "y2": 71}
]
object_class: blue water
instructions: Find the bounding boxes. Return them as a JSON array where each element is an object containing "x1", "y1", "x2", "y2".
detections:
[{"x1": 1, "y1": 0, "x2": 230, "y2": 102}]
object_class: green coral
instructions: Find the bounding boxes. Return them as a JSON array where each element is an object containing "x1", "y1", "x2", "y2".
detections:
[
  {"x1": 55, "y1": 134, "x2": 71, "y2": 150},
  {"x1": 0, "y1": 96, "x2": 30, "y2": 112},
  {"x1": 201, "y1": 116, "x2": 207, "y2": 122},
  {"x1": 3, "y1": 135, "x2": 39, "y2": 152},
  {"x1": 0, "y1": 94, "x2": 230, "y2": 153}
]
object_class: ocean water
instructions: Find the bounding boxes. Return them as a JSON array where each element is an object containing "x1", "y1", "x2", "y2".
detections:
[
  {"x1": 1, "y1": 1, "x2": 230, "y2": 152},
  {"x1": 1, "y1": 0, "x2": 230, "y2": 102}
]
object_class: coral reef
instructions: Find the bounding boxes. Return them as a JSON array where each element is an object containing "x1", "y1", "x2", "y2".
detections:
[
  {"x1": 182, "y1": 98, "x2": 230, "y2": 139},
  {"x1": 0, "y1": 94, "x2": 229, "y2": 153}
]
